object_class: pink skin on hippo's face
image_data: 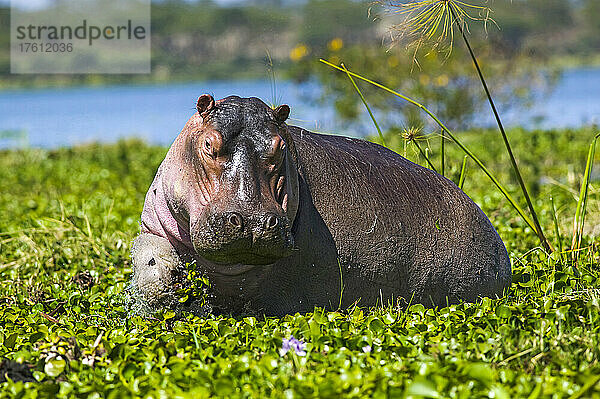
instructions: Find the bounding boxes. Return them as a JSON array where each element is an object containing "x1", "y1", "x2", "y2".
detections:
[{"x1": 148, "y1": 95, "x2": 300, "y2": 271}]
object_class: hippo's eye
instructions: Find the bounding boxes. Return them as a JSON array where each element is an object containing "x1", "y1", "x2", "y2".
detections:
[
  {"x1": 203, "y1": 138, "x2": 214, "y2": 157},
  {"x1": 270, "y1": 147, "x2": 284, "y2": 168}
]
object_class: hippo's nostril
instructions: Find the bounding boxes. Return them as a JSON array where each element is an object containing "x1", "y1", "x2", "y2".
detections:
[
  {"x1": 227, "y1": 212, "x2": 243, "y2": 229},
  {"x1": 264, "y1": 214, "x2": 279, "y2": 230}
]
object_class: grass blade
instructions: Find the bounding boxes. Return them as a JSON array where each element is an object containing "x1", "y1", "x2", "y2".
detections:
[
  {"x1": 266, "y1": 49, "x2": 279, "y2": 108},
  {"x1": 459, "y1": 155, "x2": 468, "y2": 189},
  {"x1": 441, "y1": 129, "x2": 446, "y2": 176},
  {"x1": 571, "y1": 133, "x2": 600, "y2": 260},
  {"x1": 417, "y1": 142, "x2": 437, "y2": 172},
  {"x1": 551, "y1": 197, "x2": 563, "y2": 258},
  {"x1": 568, "y1": 374, "x2": 600, "y2": 399},
  {"x1": 340, "y1": 63, "x2": 386, "y2": 147}
]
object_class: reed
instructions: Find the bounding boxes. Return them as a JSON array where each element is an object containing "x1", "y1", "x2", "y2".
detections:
[
  {"x1": 571, "y1": 133, "x2": 600, "y2": 261},
  {"x1": 340, "y1": 63, "x2": 386, "y2": 147},
  {"x1": 458, "y1": 155, "x2": 468, "y2": 190}
]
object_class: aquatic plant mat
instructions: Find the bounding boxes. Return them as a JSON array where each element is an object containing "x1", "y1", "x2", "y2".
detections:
[{"x1": 1, "y1": 130, "x2": 599, "y2": 397}]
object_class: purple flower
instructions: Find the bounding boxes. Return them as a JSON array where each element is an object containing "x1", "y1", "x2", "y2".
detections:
[{"x1": 280, "y1": 336, "x2": 307, "y2": 356}]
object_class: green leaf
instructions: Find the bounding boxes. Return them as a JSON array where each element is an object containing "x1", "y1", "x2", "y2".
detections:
[
  {"x1": 3, "y1": 332, "x2": 19, "y2": 350},
  {"x1": 495, "y1": 305, "x2": 512, "y2": 319},
  {"x1": 368, "y1": 318, "x2": 385, "y2": 333},
  {"x1": 406, "y1": 378, "x2": 440, "y2": 398},
  {"x1": 44, "y1": 357, "x2": 66, "y2": 377},
  {"x1": 465, "y1": 363, "x2": 494, "y2": 383},
  {"x1": 29, "y1": 331, "x2": 45, "y2": 344}
]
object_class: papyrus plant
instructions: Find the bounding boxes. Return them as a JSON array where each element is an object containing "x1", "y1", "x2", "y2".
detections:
[{"x1": 386, "y1": 0, "x2": 551, "y2": 251}]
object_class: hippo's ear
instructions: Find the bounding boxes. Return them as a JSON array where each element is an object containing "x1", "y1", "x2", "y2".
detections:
[
  {"x1": 197, "y1": 94, "x2": 215, "y2": 117},
  {"x1": 273, "y1": 105, "x2": 290, "y2": 124}
]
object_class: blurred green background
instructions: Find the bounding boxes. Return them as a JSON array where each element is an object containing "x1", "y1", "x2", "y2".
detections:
[{"x1": 2, "y1": 0, "x2": 599, "y2": 85}]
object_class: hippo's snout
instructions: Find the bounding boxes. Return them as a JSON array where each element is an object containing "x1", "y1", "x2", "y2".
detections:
[
  {"x1": 192, "y1": 209, "x2": 295, "y2": 266},
  {"x1": 222, "y1": 211, "x2": 281, "y2": 233},
  {"x1": 218, "y1": 210, "x2": 287, "y2": 239},
  {"x1": 225, "y1": 211, "x2": 244, "y2": 230},
  {"x1": 263, "y1": 213, "x2": 280, "y2": 231}
]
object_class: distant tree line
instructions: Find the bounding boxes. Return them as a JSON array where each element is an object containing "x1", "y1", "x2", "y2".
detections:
[{"x1": 0, "y1": 0, "x2": 599, "y2": 87}]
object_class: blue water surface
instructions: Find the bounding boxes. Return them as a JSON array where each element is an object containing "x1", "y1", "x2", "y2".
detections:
[{"x1": 0, "y1": 67, "x2": 598, "y2": 148}]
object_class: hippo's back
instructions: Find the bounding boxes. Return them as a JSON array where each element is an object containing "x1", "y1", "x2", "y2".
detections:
[{"x1": 289, "y1": 127, "x2": 511, "y2": 306}]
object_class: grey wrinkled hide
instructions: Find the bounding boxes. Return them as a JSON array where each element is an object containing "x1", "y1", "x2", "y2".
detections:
[
  {"x1": 130, "y1": 233, "x2": 183, "y2": 312},
  {"x1": 131, "y1": 125, "x2": 511, "y2": 316}
]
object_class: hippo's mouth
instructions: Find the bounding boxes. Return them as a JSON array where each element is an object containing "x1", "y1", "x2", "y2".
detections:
[
  {"x1": 201, "y1": 248, "x2": 292, "y2": 268},
  {"x1": 198, "y1": 251, "x2": 287, "y2": 277},
  {"x1": 208, "y1": 262, "x2": 258, "y2": 276}
]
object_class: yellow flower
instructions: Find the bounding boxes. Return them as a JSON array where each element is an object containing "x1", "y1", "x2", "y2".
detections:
[
  {"x1": 328, "y1": 38, "x2": 344, "y2": 52},
  {"x1": 434, "y1": 74, "x2": 449, "y2": 87},
  {"x1": 290, "y1": 44, "x2": 309, "y2": 62}
]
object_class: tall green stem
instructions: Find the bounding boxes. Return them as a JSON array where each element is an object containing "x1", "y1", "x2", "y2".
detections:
[
  {"x1": 340, "y1": 63, "x2": 386, "y2": 147},
  {"x1": 415, "y1": 141, "x2": 438, "y2": 172},
  {"x1": 440, "y1": 129, "x2": 445, "y2": 176},
  {"x1": 449, "y1": 6, "x2": 551, "y2": 252},
  {"x1": 571, "y1": 132, "x2": 600, "y2": 260}
]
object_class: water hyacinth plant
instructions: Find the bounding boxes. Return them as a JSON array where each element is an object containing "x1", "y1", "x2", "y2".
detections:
[
  {"x1": 280, "y1": 336, "x2": 307, "y2": 357},
  {"x1": 0, "y1": 135, "x2": 598, "y2": 396}
]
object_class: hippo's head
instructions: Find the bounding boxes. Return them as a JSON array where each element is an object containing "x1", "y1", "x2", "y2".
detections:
[{"x1": 164, "y1": 95, "x2": 299, "y2": 268}]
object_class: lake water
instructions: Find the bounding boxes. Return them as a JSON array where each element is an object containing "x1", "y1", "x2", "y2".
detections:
[{"x1": 0, "y1": 67, "x2": 599, "y2": 148}]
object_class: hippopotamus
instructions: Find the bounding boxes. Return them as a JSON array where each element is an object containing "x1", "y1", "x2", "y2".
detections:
[{"x1": 130, "y1": 94, "x2": 511, "y2": 316}]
